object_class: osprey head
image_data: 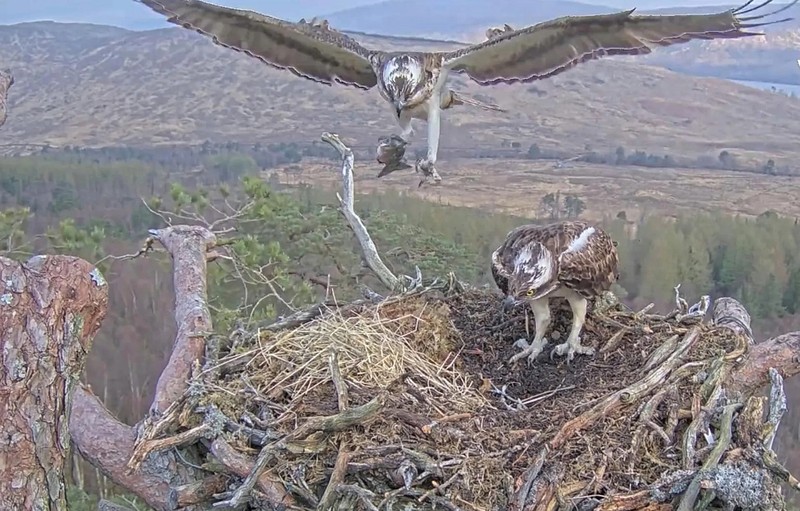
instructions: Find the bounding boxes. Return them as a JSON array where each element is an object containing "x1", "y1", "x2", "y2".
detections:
[
  {"x1": 381, "y1": 55, "x2": 433, "y2": 116},
  {"x1": 507, "y1": 243, "x2": 559, "y2": 302}
]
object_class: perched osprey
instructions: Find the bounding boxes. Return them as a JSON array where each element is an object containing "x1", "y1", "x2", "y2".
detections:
[
  {"x1": 136, "y1": 0, "x2": 796, "y2": 184},
  {"x1": 0, "y1": 69, "x2": 13, "y2": 129},
  {"x1": 492, "y1": 221, "x2": 619, "y2": 364}
]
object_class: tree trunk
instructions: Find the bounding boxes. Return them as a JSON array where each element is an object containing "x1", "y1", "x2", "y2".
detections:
[{"x1": 0, "y1": 255, "x2": 108, "y2": 510}]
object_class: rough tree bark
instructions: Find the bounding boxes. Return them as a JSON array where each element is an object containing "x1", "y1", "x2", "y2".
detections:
[
  {"x1": 0, "y1": 255, "x2": 108, "y2": 510},
  {"x1": 68, "y1": 227, "x2": 226, "y2": 511}
]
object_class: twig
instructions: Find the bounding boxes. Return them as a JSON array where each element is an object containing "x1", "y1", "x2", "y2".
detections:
[
  {"x1": 215, "y1": 392, "x2": 387, "y2": 508},
  {"x1": 328, "y1": 349, "x2": 349, "y2": 412},
  {"x1": 173, "y1": 475, "x2": 229, "y2": 508},
  {"x1": 321, "y1": 132, "x2": 403, "y2": 291},
  {"x1": 550, "y1": 327, "x2": 702, "y2": 450},
  {"x1": 418, "y1": 469, "x2": 461, "y2": 503},
  {"x1": 676, "y1": 403, "x2": 741, "y2": 511},
  {"x1": 337, "y1": 485, "x2": 380, "y2": 511},
  {"x1": 512, "y1": 446, "x2": 548, "y2": 511},
  {"x1": 316, "y1": 444, "x2": 350, "y2": 510},
  {"x1": 208, "y1": 438, "x2": 294, "y2": 507},
  {"x1": 127, "y1": 423, "x2": 211, "y2": 469}
]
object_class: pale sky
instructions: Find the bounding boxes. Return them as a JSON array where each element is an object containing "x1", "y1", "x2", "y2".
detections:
[{"x1": 0, "y1": 0, "x2": 741, "y2": 29}]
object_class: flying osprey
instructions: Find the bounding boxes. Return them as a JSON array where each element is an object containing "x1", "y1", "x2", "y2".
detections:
[
  {"x1": 0, "y1": 69, "x2": 13, "y2": 129},
  {"x1": 136, "y1": 0, "x2": 797, "y2": 184},
  {"x1": 492, "y1": 220, "x2": 619, "y2": 364}
]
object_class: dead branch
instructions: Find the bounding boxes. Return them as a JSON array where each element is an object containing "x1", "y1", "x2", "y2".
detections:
[
  {"x1": 0, "y1": 68, "x2": 12, "y2": 129},
  {"x1": 208, "y1": 438, "x2": 295, "y2": 507},
  {"x1": 321, "y1": 132, "x2": 421, "y2": 292},
  {"x1": 147, "y1": 225, "x2": 217, "y2": 417},
  {"x1": 713, "y1": 296, "x2": 754, "y2": 344},
  {"x1": 0, "y1": 255, "x2": 107, "y2": 510},
  {"x1": 730, "y1": 330, "x2": 800, "y2": 395},
  {"x1": 215, "y1": 392, "x2": 387, "y2": 508}
]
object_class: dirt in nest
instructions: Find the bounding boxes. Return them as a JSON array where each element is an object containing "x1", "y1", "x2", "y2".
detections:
[{"x1": 446, "y1": 289, "x2": 662, "y2": 403}]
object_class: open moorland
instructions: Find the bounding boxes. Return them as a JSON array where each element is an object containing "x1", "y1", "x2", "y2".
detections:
[{"x1": 270, "y1": 157, "x2": 800, "y2": 221}]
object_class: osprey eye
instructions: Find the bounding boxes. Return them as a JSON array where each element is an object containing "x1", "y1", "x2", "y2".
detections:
[{"x1": 527, "y1": 289, "x2": 536, "y2": 297}]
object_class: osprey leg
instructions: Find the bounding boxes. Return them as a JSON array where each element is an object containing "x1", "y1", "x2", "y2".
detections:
[
  {"x1": 397, "y1": 110, "x2": 414, "y2": 141},
  {"x1": 551, "y1": 292, "x2": 594, "y2": 362},
  {"x1": 416, "y1": 100, "x2": 442, "y2": 184},
  {"x1": 508, "y1": 297, "x2": 551, "y2": 365}
]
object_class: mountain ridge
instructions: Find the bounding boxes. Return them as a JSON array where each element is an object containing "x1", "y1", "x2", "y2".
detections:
[{"x1": 1, "y1": 20, "x2": 800, "y2": 171}]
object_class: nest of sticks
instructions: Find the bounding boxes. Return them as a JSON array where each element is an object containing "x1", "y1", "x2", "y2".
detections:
[{"x1": 130, "y1": 286, "x2": 796, "y2": 510}]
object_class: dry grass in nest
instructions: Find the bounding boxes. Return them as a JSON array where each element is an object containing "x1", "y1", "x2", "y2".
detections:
[
  {"x1": 155, "y1": 288, "x2": 759, "y2": 510},
  {"x1": 218, "y1": 295, "x2": 486, "y2": 422}
]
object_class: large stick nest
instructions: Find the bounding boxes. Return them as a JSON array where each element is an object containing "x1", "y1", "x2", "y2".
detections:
[{"x1": 134, "y1": 287, "x2": 794, "y2": 510}]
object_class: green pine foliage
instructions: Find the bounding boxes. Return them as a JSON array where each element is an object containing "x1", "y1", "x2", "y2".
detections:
[{"x1": 2, "y1": 148, "x2": 800, "y2": 507}]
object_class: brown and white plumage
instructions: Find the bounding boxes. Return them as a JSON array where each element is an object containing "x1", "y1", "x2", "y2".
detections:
[
  {"x1": 0, "y1": 69, "x2": 13, "y2": 130},
  {"x1": 135, "y1": 0, "x2": 796, "y2": 184},
  {"x1": 492, "y1": 220, "x2": 619, "y2": 364}
]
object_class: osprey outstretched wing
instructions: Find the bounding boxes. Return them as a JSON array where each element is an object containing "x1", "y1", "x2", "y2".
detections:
[
  {"x1": 135, "y1": 0, "x2": 380, "y2": 89},
  {"x1": 442, "y1": 0, "x2": 798, "y2": 84},
  {"x1": 136, "y1": 0, "x2": 797, "y2": 185}
]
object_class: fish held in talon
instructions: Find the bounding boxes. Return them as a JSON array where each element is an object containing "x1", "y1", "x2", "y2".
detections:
[{"x1": 376, "y1": 135, "x2": 412, "y2": 177}]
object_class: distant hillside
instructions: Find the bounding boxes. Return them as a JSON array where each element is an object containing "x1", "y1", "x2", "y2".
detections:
[
  {"x1": 0, "y1": 0, "x2": 380, "y2": 30},
  {"x1": 1, "y1": 21, "x2": 800, "y2": 171}
]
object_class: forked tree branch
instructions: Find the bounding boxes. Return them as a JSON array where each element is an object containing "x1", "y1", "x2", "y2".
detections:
[
  {"x1": 147, "y1": 225, "x2": 217, "y2": 417},
  {"x1": 321, "y1": 132, "x2": 404, "y2": 292},
  {"x1": 71, "y1": 387, "x2": 215, "y2": 510}
]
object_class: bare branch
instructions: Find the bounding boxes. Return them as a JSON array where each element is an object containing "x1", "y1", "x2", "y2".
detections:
[
  {"x1": 208, "y1": 438, "x2": 295, "y2": 507},
  {"x1": 713, "y1": 297, "x2": 754, "y2": 345},
  {"x1": 321, "y1": 132, "x2": 402, "y2": 292},
  {"x1": 146, "y1": 225, "x2": 217, "y2": 417}
]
